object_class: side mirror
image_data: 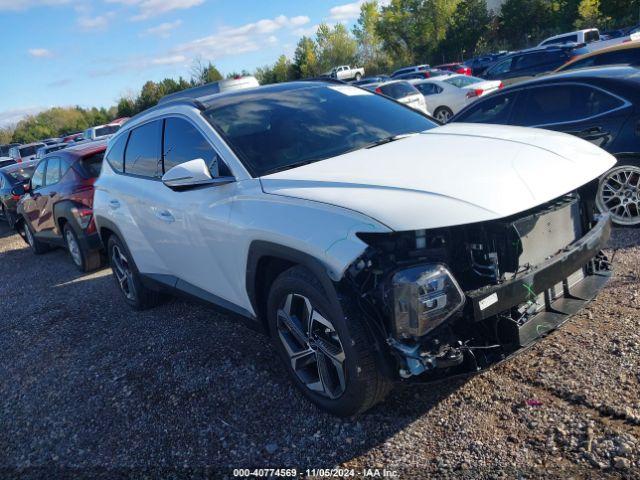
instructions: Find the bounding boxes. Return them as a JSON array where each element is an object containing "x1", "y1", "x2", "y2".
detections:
[
  {"x1": 162, "y1": 158, "x2": 234, "y2": 191},
  {"x1": 11, "y1": 184, "x2": 26, "y2": 198}
]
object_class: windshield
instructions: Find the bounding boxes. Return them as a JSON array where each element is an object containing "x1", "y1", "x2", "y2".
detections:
[
  {"x1": 5, "y1": 165, "x2": 36, "y2": 183},
  {"x1": 94, "y1": 125, "x2": 120, "y2": 137},
  {"x1": 204, "y1": 84, "x2": 436, "y2": 176}
]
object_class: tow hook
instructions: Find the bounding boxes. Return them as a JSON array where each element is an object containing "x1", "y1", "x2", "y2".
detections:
[{"x1": 388, "y1": 338, "x2": 464, "y2": 379}]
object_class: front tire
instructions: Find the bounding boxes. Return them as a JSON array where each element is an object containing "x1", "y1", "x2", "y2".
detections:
[
  {"x1": 22, "y1": 219, "x2": 49, "y2": 254},
  {"x1": 107, "y1": 234, "x2": 159, "y2": 310},
  {"x1": 63, "y1": 223, "x2": 102, "y2": 272},
  {"x1": 267, "y1": 265, "x2": 391, "y2": 416},
  {"x1": 596, "y1": 165, "x2": 640, "y2": 227}
]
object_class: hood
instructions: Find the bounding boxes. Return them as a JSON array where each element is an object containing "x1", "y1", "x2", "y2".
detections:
[{"x1": 260, "y1": 123, "x2": 616, "y2": 231}]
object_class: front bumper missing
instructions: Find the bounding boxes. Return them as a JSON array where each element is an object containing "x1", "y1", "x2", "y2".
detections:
[
  {"x1": 393, "y1": 214, "x2": 612, "y2": 381},
  {"x1": 466, "y1": 213, "x2": 611, "y2": 329}
]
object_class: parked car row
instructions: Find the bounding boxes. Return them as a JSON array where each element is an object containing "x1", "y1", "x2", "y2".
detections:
[{"x1": 1, "y1": 71, "x2": 626, "y2": 416}]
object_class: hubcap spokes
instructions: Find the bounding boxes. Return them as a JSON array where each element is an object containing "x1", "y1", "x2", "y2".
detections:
[
  {"x1": 111, "y1": 245, "x2": 136, "y2": 300},
  {"x1": 599, "y1": 168, "x2": 640, "y2": 226},
  {"x1": 65, "y1": 230, "x2": 82, "y2": 266},
  {"x1": 276, "y1": 293, "x2": 346, "y2": 399}
]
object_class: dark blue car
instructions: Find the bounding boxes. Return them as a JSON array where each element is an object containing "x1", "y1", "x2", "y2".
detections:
[{"x1": 452, "y1": 65, "x2": 640, "y2": 227}]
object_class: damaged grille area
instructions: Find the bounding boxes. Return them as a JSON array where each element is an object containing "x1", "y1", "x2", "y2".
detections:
[{"x1": 347, "y1": 188, "x2": 612, "y2": 381}]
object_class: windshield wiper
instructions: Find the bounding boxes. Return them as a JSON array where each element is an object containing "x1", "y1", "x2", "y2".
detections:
[{"x1": 363, "y1": 133, "x2": 416, "y2": 149}]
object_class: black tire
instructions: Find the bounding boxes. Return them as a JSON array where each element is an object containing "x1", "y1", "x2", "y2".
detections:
[
  {"x1": 267, "y1": 265, "x2": 391, "y2": 416},
  {"x1": 0, "y1": 203, "x2": 14, "y2": 228},
  {"x1": 107, "y1": 234, "x2": 159, "y2": 310},
  {"x1": 434, "y1": 106, "x2": 453, "y2": 124},
  {"x1": 63, "y1": 223, "x2": 102, "y2": 272},
  {"x1": 354, "y1": 72, "x2": 362, "y2": 81},
  {"x1": 22, "y1": 218, "x2": 50, "y2": 254}
]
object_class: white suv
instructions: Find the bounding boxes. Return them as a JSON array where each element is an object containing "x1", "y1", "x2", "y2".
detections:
[{"x1": 94, "y1": 81, "x2": 615, "y2": 416}]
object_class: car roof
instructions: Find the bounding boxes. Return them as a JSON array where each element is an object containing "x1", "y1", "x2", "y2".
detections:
[
  {"x1": 556, "y1": 41, "x2": 640, "y2": 71},
  {"x1": 58, "y1": 139, "x2": 107, "y2": 158},
  {"x1": 19, "y1": 142, "x2": 45, "y2": 148}
]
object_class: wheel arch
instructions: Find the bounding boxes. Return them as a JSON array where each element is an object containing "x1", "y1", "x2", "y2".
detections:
[{"x1": 246, "y1": 241, "x2": 344, "y2": 332}]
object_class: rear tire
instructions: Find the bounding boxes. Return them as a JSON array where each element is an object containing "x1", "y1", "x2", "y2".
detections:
[
  {"x1": 354, "y1": 72, "x2": 362, "y2": 81},
  {"x1": 63, "y1": 223, "x2": 102, "y2": 272},
  {"x1": 22, "y1": 219, "x2": 50, "y2": 254},
  {"x1": 267, "y1": 265, "x2": 391, "y2": 416},
  {"x1": 107, "y1": 234, "x2": 159, "y2": 310},
  {"x1": 434, "y1": 106, "x2": 453, "y2": 124}
]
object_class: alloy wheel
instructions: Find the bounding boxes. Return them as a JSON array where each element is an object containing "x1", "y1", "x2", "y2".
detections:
[
  {"x1": 597, "y1": 166, "x2": 640, "y2": 226},
  {"x1": 111, "y1": 244, "x2": 136, "y2": 301},
  {"x1": 65, "y1": 229, "x2": 82, "y2": 267},
  {"x1": 276, "y1": 293, "x2": 346, "y2": 399},
  {"x1": 436, "y1": 108, "x2": 452, "y2": 123}
]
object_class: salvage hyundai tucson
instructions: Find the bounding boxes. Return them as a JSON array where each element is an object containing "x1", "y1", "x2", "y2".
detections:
[{"x1": 94, "y1": 81, "x2": 615, "y2": 416}]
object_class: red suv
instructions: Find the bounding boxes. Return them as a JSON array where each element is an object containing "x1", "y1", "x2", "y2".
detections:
[{"x1": 15, "y1": 141, "x2": 106, "y2": 271}]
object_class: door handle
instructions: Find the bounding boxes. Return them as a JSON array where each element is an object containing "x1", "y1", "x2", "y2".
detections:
[
  {"x1": 155, "y1": 209, "x2": 175, "y2": 223},
  {"x1": 109, "y1": 199, "x2": 121, "y2": 210}
]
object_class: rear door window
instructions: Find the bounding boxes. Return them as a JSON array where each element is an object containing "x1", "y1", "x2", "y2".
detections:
[
  {"x1": 584, "y1": 30, "x2": 600, "y2": 43},
  {"x1": 515, "y1": 84, "x2": 625, "y2": 126},
  {"x1": 106, "y1": 133, "x2": 128, "y2": 173},
  {"x1": 594, "y1": 48, "x2": 640, "y2": 66},
  {"x1": 124, "y1": 120, "x2": 163, "y2": 178},
  {"x1": 44, "y1": 157, "x2": 61, "y2": 186},
  {"x1": 414, "y1": 83, "x2": 442, "y2": 95},
  {"x1": 379, "y1": 82, "x2": 418, "y2": 99},
  {"x1": 31, "y1": 161, "x2": 46, "y2": 190},
  {"x1": 455, "y1": 92, "x2": 519, "y2": 124}
]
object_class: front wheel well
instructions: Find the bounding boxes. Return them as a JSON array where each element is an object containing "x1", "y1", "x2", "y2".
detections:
[{"x1": 254, "y1": 256, "x2": 296, "y2": 329}]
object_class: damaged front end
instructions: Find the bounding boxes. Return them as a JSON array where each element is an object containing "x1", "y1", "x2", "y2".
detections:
[{"x1": 343, "y1": 187, "x2": 613, "y2": 381}]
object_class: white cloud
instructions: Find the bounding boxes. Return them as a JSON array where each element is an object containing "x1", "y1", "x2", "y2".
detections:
[
  {"x1": 143, "y1": 20, "x2": 182, "y2": 38},
  {"x1": 150, "y1": 54, "x2": 187, "y2": 65},
  {"x1": 28, "y1": 48, "x2": 53, "y2": 58},
  {"x1": 0, "y1": 107, "x2": 47, "y2": 128},
  {"x1": 106, "y1": 0, "x2": 204, "y2": 21},
  {"x1": 0, "y1": 0, "x2": 69, "y2": 11},
  {"x1": 329, "y1": 0, "x2": 390, "y2": 22},
  {"x1": 174, "y1": 15, "x2": 310, "y2": 59},
  {"x1": 77, "y1": 13, "x2": 114, "y2": 30}
]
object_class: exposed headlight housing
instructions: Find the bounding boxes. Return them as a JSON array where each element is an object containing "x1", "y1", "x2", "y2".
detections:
[{"x1": 390, "y1": 263, "x2": 465, "y2": 339}]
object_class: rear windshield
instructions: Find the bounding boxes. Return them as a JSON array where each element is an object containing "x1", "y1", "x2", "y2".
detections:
[
  {"x1": 379, "y1": 81, "x2": 418, "y2": 99},
  {"x1": 80, "y1": 152, "x2": 105, "y2": 177},
  {"x1": 444, "y1": 76, "x2": 482, "y2": 88},
  {"x1": 204, "y1": 84, "x2": 436, "y2": 176},
  {"x1": 20, "y1": 145, "x2": 40, "y2": 157},
  {"x1": 584, "y1": 30, "x2": 600, "y2": 42},
  {"x1": 94, "y1": 125, "x2": 120, "y2": 137},
  {"x1": 5, "y1": 165, "x2": 36, "y2": 183}
]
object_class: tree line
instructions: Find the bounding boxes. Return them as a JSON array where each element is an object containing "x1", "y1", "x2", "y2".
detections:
[{"x1": 3, "y1": 0, "x2": 637, "y2": 144}]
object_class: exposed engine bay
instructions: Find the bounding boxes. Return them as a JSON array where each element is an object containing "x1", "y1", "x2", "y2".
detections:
[{"x1": 343, "y1": 181, "x2": 613, "y2": 381}]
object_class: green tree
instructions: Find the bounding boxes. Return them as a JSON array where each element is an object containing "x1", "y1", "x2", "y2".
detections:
[
  {"x1": 498, "y1": 0, "x2": 555, "y2": 48},
  {"x1": 117, "y1": 96, "x2": 136, "y2": 117},
  {"x1": 293, "y1": 36, "x2": 320, "y2": 79},
  {"x1": 190, "y1": 59, "x2": 223, "y2": 86},
  {"x1": 377, "y1": 0, "x2": 459, "y2": 66},
  {"x1": 135, "y1": 81, "x2": 164, "y2": 112},
  {"x1": 439, "y1": 0, "x2": 492, "y2": 61},
  {"x1": 352, "y1": 1, "x2": 390, "y2": 73},
  {"x1": 574, "y1": 0, "x2": 609, "y2": 28},
  {"x1": 316, "y1": 23, "x2": 358, "y2": 72},
  {"x1": 599, "y1": 0, "x2": 640, "y2": 27}
]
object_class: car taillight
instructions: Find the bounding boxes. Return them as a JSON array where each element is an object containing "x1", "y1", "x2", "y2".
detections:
[
  {"x1": 11, "y1": 193, "x2": 21, "y2": 201},
  {"x1": 424, "y1": 71, "x2": 431, "y2": 78},
  {"x1": 498, "y1": 82, "x2": 504, "y2": 89},
  {"x1": 375, "y1": 87, "x2": 382, "y2": 94},
  {"x1": 71, "y1": 206, "x2": 93, "y2": 230},
  {"x1": 466, "y1": 88, "x2": 484, "y2": 99}
]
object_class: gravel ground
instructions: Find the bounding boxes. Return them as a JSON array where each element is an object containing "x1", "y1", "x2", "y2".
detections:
[{"x1": 0, "y1": 222, "x2": 638, "y2": 479}]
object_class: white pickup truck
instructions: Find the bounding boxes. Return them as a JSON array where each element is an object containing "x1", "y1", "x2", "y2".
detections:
[{"x1": 330, "y1": 65, "x2": 365, "y2": 81}]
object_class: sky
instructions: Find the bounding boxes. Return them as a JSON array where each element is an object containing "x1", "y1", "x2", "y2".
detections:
[{"x1": 0, "y1": 0, "x2": 377, "y2": 127}]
